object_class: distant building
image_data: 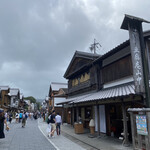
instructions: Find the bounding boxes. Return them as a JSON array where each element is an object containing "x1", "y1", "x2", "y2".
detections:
[
  {"x1": 48, "y1": 82, "x2": 67, "y2": 114},
  {"x1": 24, "y1": 99, "x2": 31, "y2": 110},
  {"x1": 0, "y1": 86, "x2": 10, "y2": 111},
  {"x1": 9, "y1": 88, "x2": 20, "y2": 109}
]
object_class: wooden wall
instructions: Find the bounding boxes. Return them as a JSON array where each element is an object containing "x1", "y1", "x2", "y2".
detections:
[
  {"x1": 0, "y1": 90, "x2": 10, "y2": 108},
  {"x1": 101, "y1": 55, "x2": 133, "y2": 84}
]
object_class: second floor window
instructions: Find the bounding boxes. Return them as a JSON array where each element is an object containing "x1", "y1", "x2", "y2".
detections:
[{"x1": 72, "y1": 72, "x2": 90, "y2": 87}]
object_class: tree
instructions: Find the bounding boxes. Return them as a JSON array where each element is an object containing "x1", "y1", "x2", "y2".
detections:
[
  {"x1": 36, "y1": 102, "x2": 41, "y2": 110},
  {"x1": 24, "y1": 96, "x2": 36, "y2": 103}
]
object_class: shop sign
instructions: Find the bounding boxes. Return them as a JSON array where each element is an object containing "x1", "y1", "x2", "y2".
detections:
[
  {"x1": 136, "y1": 115, "x2": 148, "y2": 135},
  {"x1": 129, "y1": 26, "x2": 145, "y2": 93}
]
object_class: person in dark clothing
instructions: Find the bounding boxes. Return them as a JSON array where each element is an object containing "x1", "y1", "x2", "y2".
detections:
[
  {"x1": 0, "y1": 109, "x2": 9, "y2": 139},
  {"x1": 50, "y1": 110, "x2": 56, "y2": 137},
  {"x1": 9, "y1": 112, "x2": 13, "y2": 124}
]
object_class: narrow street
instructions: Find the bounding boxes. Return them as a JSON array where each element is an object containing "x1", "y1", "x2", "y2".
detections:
[{"x1": 0, "y1": 119, "x2": 88, "y2": 150}]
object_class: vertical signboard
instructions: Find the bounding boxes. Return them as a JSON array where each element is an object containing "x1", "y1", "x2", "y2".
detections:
[
  {"x1": 121, "y1": 14, "x2": 150, "y2": 107},
  {"x1": 136, "y1": 115, "x2": 148, "y2": 135},
  {"x1": 128, "y1": 25, "x2": 145, "y2": 93}
]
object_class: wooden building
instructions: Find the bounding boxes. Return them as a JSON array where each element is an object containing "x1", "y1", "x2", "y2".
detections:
[
  {"x1": 0, "y1": 86, "x2": 10, "y2": 111},
  {"x1": 63, "y1": 51, "x2": 100, "y2": 127},
  {"x1": 59, "y1": 31, "x2": 150, "y2": 145},
  {"x1": 9, "y1": 88, "x2": 20, "y2": 109},
  {"x1": 55, "y1": 88, "x2": 68, "y2": 123},
  {"x1": 48, "y1": 82, "x2": 67, "y2": 114}
]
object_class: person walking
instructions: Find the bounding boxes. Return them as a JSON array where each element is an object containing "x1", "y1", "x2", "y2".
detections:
[
  {"x1": 22, "y1": 112, "x2": 27, "y2": 128},
  {"x1": 50, "y1": 110, "x2": 56, "y2": 138},
  {"x1": 15, "y1": 112, "x2": 19, "y2": 123},
  {"x1": 55, "y1": 112, "x2": 62, "y2": 135},
  {"x1": 46, "y1": 112, "x2": 52, "y2": 137},
  {"x1": 8, "y1": 112, "x2": 13, "y2": 124},
  {"x1": 19, "y1": 111, "x2": 23, "y2": 123},
  {"x1": 4, "y1": 111, "x2": 8, "y2": 122},
  {"x1": 0, "y1": 109, "x2": 9, "y2": 139}
]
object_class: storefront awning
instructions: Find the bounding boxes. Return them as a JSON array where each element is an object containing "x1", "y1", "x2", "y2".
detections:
[
  {"x1": 70, "y1": 83, "x2": 135, "y2": 104},
  {"x1": 56, "y1": 93, "x2": 92, "y2": 105},
  {"x1": 57, "y1": 83, "x2": 136, "y2": 105}
]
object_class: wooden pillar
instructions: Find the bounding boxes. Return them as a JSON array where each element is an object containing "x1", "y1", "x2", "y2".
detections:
[
  {"x1": 97, "y1": 104, "x2": 100, "y2": 136},
  {"x1": 129, "y1": 112, "x2": 136, "y2": 149},
  {"x1": 62, "y1": 104, "x2": 64, "y2": 125},
  {"x1": 72, "y1": 107, "x2": 74, "y2": 127},
  {"x1": 52, "y1": 96, "x2": 54, "y2": 108},
  {"x1": 146, "y1": 112, "x2": 150, "y2": 149},
  {"x1": 122, "y1": 102, "x2": 129, "y2": 146},
  {"x1": 76, "y1": 106, "x2": 79, "y2": 122}
]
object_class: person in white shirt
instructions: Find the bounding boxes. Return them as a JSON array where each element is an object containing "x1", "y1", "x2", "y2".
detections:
[
  {"x1": 55, "y1": 113, "x2": 62, "y2": 135},
  {"x1": 15, "y1": 112, "x2": 19, "y2": 123}
]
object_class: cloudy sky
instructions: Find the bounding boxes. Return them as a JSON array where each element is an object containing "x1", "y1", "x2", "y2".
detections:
[{"x1": 0, "y1": 0, "x2": 150, "y2": 99}]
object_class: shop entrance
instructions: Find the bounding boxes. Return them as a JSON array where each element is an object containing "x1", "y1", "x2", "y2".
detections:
[{"x1": 109, "y1": 104, "x2": 123, "y2": 138}]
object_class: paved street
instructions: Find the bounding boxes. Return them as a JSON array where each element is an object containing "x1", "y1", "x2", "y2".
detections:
[
  {"x1": 0, "y1": 119, "x2": 56, "y2": 150},
  {"x1": 38, "y1": 119, "x2": 86, "y2": 150},
  {"x1": 0, "y1": 119, "x2": 86, "y2": 150},
  {"x1": 0, "y1": 118, "x2": 133, "y2": 150}
]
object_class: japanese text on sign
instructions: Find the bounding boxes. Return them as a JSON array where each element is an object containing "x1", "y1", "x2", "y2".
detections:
[{"x1": 136, "y1": 115, "x2": 148, "y2": 135}]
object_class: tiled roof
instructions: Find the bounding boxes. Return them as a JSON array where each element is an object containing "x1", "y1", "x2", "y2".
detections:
[
  {"x1": 0, "y1": 86, "x2": 9, "y2": 90},
  {"x1": 94, "y1": 30, "x2": 150, "y2": 64},
  {"x1": 9, "y1": 88, "x2": 19, "y2": 96},
  {"x1": 54, "y1": 97, "x2": 66, "y2": 107},
  {"x1": 73, "y1": 83, "x2": 135, "y2": 104},
  {"x1": 57, "y1": 83, "x2": 135, "y2": 105},
  {"x1": 57, "y1": 93, "x2": 92, "y2": 105},
  {"x1": 64, "y1": 51, "x2": 100, "y2": 78}
]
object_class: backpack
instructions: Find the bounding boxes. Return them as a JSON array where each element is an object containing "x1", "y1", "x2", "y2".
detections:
[
  {"x1": 47, "y1": 115, "x2": 51, "y2": 124},
  {"x1": 23, "y1": 114, "x2": 25, "y2": 119}
]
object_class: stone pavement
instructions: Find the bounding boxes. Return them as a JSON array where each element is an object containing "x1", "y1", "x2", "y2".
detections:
[
  {"x1": 39, "y1": 118, "x2": 133, "y2": 150},
  {"x1": 0, "y1": 119, "x2": 133, "y2": 150},
  {"x1": 38, "y1": 118, "x2": 86, "y2": 150},
  {"x1": 0, "y1": 119, "x2": 56, "y2": 150},
  {"x1": 61, "y1": 123, "x2": 133, "y2": 150}
]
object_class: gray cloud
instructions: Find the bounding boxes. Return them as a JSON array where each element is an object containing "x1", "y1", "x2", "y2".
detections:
[{"x1": 0, "y1": 0, "x2": 149, "y2": 98}]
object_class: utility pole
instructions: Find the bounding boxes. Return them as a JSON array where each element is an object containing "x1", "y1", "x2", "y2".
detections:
[{"x1": 90, "y1": 39, "x2": 101, "y2": 54}]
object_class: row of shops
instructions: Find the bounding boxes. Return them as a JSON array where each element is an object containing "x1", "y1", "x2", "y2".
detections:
[
  {"x1": 59, "y1": 34, "x2": 150, "y2": 147},
  {"x1": 47, "y1": 15, "x2": 150, "y2": 148}
]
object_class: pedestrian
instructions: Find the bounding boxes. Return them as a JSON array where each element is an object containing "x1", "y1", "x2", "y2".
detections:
[
  {"x1": 46, "y1": 112, "x2": 52, "y2": 137},
  {"x1": 42, "y1": 112, "x2": 45, "y2": 122},
  {"x1": 0, "y1": 108, "x2": 9, "y2": 139},
  {"x1": 22, "y1": 112, "x2": 27, "y2": 128},
  {"x1": 55, "y1": 112, "x2": 62, "y2": 135},
  {"x1": 50, "y1": 110, "x2": 56, "y2": 138},
  {"x1": 15, "y1": 112, "x2": 19, "y2": 123},
  {"x1": 8, "y1": 112, "x2": 13, "y2": 124},
  {"x1": 19, "y1": 111, "x2": 23, "y2": 123},
  {"x1": 5, "y1": 111, "x2": 8, "y2": 122}
]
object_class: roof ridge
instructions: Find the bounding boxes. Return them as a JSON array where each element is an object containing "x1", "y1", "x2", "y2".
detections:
[{"x1": 51, "y1": 82, "x2": 67, "y2": 85}]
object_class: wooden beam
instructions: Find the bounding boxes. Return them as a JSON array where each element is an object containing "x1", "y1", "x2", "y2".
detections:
[
  {"x1": 146, "y1": 112, "x2": 150, "y2": 149},
  {"x1": 122, "y1": 102, "x2": 130, "y2": 146},
  {"x1": 97, "y1": 104, "x2": 100, "y2": 136}
]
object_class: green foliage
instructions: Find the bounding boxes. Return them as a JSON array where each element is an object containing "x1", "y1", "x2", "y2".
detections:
[
  {"x1": 24, "y1": 105, "x2": 28, "y2": 111},
  {"x1": 36, "y1": 102, "x2": 41, "y2": 110},
  {"x1": 24, "y1": 96, "x2": 36, "y2": 103}
]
